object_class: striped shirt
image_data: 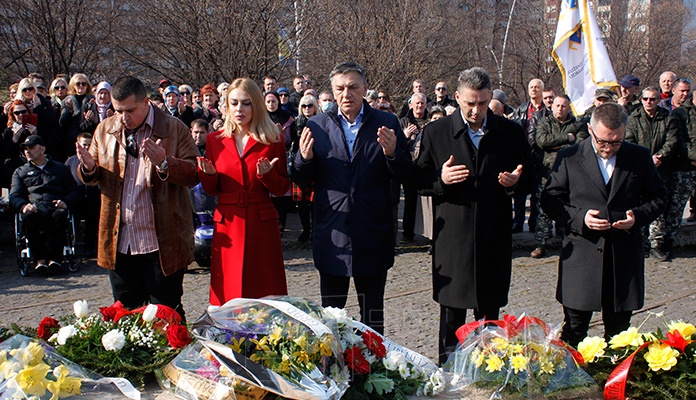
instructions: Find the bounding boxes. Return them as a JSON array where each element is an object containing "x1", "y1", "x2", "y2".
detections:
[{"x1": 117, "y1": 105, "x2": 159, "y2": 255}]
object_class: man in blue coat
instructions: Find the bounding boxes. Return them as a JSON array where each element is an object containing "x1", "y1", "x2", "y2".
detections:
[{"x1": 292, "y1": 62, "x2": 412, "y2": 333}]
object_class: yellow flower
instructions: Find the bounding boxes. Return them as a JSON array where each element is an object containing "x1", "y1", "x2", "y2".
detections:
[
  {"x1": 470, "y1": 348, "x2": 485, "y2": 368},
  {"x1": 10, "y1": 342, "x2": 45, "y2": 366},
  {"x1": 293, "y1": 350, "x2": 310, "y2": 365},
  {"x1": 318, "y1": 338, "x2": 333, "y2": 357},
  {"x1": 47, "y1": 365, "x2": 82, "y2": 400},
  {"x1": 485, "y1": 354, "x2": 504, "y2": 373},
  {"x1": 511, "y1": 344, "x2": 524, "y2": 354},
  {"x1": 577, "y1": 336, "x2": 607, "y2": 363},
  {"x1": 490, "y1": 337, "x2": 509, "y2": 351},
  {"x1": 0, "y1": 359, "x2": 20, "y2": 380},
  {"x1": 14, "y1": 362, "x2": 51, "y2": 397},
  {"x1": 609, "y1": 327, "x2": 644, "y2": 349},
  {"x1": 230, "y1": 337, "x2": 245, "y2": 353},
  {"x1": 643, "y1": 342, "x2": 679, "y2": 372},
  {"x1": 268, "y1": 326, "x2": 284, "y2": 346},
  {"x1": 668, "y1": 321, "x2": 696, "y2": 340},
  {"x1": 510, "y1": 354, "x2": 529, "y2": 374},
  {"x1": 0, "y1": 350, "x2": 6, "y2": 364},
  {"x1": 293, "y1": 334, "x2": 308, "y2": 350},
  {"x1": 539, "y1": 358, "x2": 555, "y2": 375}
]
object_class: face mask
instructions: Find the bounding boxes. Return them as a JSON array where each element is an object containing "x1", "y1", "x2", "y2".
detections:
[{"x1": 321, "y1": 101, "x2": 334, "y2": 112}]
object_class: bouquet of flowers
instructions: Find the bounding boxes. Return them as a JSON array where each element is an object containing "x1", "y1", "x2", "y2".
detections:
[
  {"x1": 576, "y1": 319, "x2": 696, "y2": 400},
  {"x1": 0, "y1": 334, "x2": 139, "y2": 399},
  {"x1": 166, "y1": 297, "x2": 348, "y2": 400},
  {"x1": 321, "y1": 307, "x2": 446, "y2": 399},
  {"x1": 38, "y1": 300, "x2": 191, "y2": 388},
  {"x1": 445, "y1": 314, "x2": 598, "y2": 399}
]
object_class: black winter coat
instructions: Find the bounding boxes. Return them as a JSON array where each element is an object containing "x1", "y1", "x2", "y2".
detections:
[{"x1": 415, "y1": 110, "x2": 531, "y2": 310}]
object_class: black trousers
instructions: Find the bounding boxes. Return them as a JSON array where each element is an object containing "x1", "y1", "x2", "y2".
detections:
[
  {"x1": 439, "y1": 305, "x2": 500, "y2": 364},
  {"x1": 23, "y1": 208, "x2": 69, "y2": 262},
  {"x1": 319, "y1": 271, "x2": 388, "y2": 334},
  {"x1": 560, "y1": 242, "x2": 632, "y2": 347},
  {"x1": 109, "y1": 251, "x2": 186, "y2": 323}
]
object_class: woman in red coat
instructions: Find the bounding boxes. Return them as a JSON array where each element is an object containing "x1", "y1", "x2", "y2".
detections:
[{"x1": 197, "y1": 78, "x2": 289, "y2": 305}]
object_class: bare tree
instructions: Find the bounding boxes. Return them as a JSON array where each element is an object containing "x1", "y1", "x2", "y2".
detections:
[{"x1": 0, "y1": 0, "x2": 122, "y2": 79}]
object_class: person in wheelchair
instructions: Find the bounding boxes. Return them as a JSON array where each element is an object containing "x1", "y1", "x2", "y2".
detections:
[{"x1": 10, "y1": 135, "x2": 78, "y2": 272}]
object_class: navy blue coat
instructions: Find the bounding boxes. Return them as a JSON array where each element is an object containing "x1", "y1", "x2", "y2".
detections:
[{"x1": 292, "y1": 101, "x2": 412, "y2": 276}]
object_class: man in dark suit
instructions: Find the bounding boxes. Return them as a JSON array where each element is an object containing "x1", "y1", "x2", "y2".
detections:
[
  {"x1": 415, "y1": 67, "x2": 530, "y2": 363},
  {"x1": 541, "y1": 103, "x2": 666, "y2": 346},
  {"x1": 292, "y1": 62, "x2": 412, "y2": 334}
]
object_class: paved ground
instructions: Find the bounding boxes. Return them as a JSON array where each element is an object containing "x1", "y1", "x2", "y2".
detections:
[{"x1": 1, "y1": 212, "x2": 695, "y2": 398}]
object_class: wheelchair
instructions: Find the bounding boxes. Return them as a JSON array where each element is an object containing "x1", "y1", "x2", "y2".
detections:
[{"x1": 15, "y1": 210, "x2": 80, "y2": 276}]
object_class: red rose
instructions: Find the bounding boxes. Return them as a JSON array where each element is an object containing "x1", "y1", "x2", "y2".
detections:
[
  {"x1": 37, "y1": 317, "x2": 60, "y2": 340},
  {"x1": 361, "y1": 330, "x2": 386, "y2": 359},
  {"x1": 344, "y1": 345, "x2": 371, "y2": 374},
  {"x1": 166, "y1": 324, "x2": 191, "y2": 349},
  {"x1": 156, "y1": 305, "x2": 182, "y2": 325},
  {"x1": 100, "y1": 301, "x2": 126, "y2": 322}
]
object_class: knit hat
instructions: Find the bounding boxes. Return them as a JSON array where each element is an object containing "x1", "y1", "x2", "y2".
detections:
[
  {"x1": 277, "y1": 87, "x2": 290, "y2": 95},
  {"x1": 492, "y1": 89, "x2": 507, "y2": 104}
]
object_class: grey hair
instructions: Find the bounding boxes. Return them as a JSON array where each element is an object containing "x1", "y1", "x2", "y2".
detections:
[
  {"x1": 330, "y1": 62, "x2": 367, "y2": 85},
  {"x1": 642, "y1": 86, "x2": 659, "y2": 97},
  {"x1": 590, "y1": 103, "x2": 628, "y2": 131},
  {"x1": 410, "y1": 92, "x2": 427, "y2": 103},
  {"x1": 365, "y1": 89, "x2": 378, "y2": 101},
  {"x1": 457, "y1": 67, "x2": 491, "y2": 91}
]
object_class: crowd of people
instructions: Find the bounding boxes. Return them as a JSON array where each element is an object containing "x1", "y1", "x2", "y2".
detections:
[{"x1": 2, "y1": 63, "x2": 693, "y2": 362}]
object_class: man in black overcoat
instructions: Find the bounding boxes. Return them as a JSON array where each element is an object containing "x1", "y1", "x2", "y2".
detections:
[
  {"x1": 415, "y1": 67, "x2": 530, "y2": 363},
  {"x1": 541, "y1": 103, "x2": 666, "y2": 346}
]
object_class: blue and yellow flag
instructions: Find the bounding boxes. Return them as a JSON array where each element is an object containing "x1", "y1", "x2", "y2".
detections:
[{"x1": 552, "y1": 0, "x2": 617, "y2": 115}]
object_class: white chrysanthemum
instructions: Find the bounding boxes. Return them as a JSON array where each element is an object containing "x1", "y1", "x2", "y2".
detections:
[
  {"x1": 330, "y1": 364, "x2": 350, "y2": 385},
  {"x1": 323, "y1": 307, "x2": 349, "y2": 323},
  {"x1": 48, "y1": 333, "x2": 59, "y2": 343},
  {"x1": 429, "y1": 370, "x2": 446, "y2": 394},
  {"x1": 385, "y1": 350, "x2": 406, "y2": 367},
  {"x1": 398, "y1": 363, "x2": 412, "y2": 379},
  {"x1": 142, "y1": 304, "x2": 158, "y2": 322},
  {"x1": 383, "y1": 356, "x2": 398, "y2": 371},
  {"x1": 57, "y1": 325, "x2": 77, "y2": 345},
  {"x1": 102, "y1": 329, "x2": 126, "y2": 351},
  {"x1": 73, "y1": 300, "x2": 89, "y2": 318}
]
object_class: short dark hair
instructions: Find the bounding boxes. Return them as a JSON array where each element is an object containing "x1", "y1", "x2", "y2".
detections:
[
  {"x1": 77, "y1": 132, "x2": 93, "y2": 141},
  {"x1": 556, "y1": 94, "x2": 571, "y2": 103},
  {"x1": 112, "y1": 76, "x2": 147, "y2": 102},
  {"x1": 293, "y1": 74, "x2": 305, "y2": 81},
  {"x1": 590, "y1": 102, "x2": 628, "y2": 131},
  {"x1": 191, "y1": 119, "x2": 209, "y2": 131},
  {"x1": 330, "y1": 62, "x2": 367, "y2": 85},
  {"x1": 457, "y1": 67, "x2": 491, "y2": 91},
  {"x1": 263, "y1": 75, "x2": 277, "y2": 82}
]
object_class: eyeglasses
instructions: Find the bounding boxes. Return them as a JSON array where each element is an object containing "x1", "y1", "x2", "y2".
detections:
[
  {"x1": 126, "y1": 133, "x2": 139, "y2": 158},
  {"x1": 53, "y1": 85, "x2": 66, "y2": 90},
  {"x1": 590, "y1": 131, "x2": 623, "y2": 147},
  {"x1": 435, "y1": 87, "x2": 447, "y2": 91},
  {"x1": 180, "y1": 91, "x2": 190, "y2": 95},
  {"x1": 300, "y1": 104, "x2": 314, "y2": 108},
  {"x1": 278, "y1": 93, "x2": 289, "y2": 97},
  {"x1": 678, "y1": 78, "x2": 692, "y2": 84},
  {"x1": 13, "y1": 110, "x2": 28, "y2": 116},
  {"x1": 76, "y1": 82, "x2": 88, "y2": 86},
  {"x1": 641, "y1": 97, "x2": 658, "y2": 102},
  {"x1": 377, "y1": 95, "x2": 387, "y2": 99},
  {"x1": 21, "y1": 87, "x2": 35, "y2": 92}
]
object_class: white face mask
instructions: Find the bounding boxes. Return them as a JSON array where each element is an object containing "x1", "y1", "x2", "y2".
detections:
[{"x1": 321, "y1": 101, "x2": 334, "y2": 112}]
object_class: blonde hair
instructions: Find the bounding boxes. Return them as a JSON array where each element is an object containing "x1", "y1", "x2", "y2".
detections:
[
  {"x1": 220, "y1": 78, "x2": 280, "y2": 144},
  {"x1": 15, "y1": 78, "x2": 35, "y2": 101},
  {"x1": 68, "y1": 73, "x2": 93, "y2": 96},
  {"x1": 299, "y1": 94, "x2": 321, "y2": 115},
  {"x1": 49, "y1": 77, "x2": 68, "y2": 98}
]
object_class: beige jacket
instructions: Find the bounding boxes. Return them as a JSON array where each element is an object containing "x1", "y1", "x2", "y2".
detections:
[{"x1": 79, "y1": 106, "x2": 199, "y2": 275}]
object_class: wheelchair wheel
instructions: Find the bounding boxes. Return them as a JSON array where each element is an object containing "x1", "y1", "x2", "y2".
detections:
[{"x1": 67, "y1": 259, "x2": 80, "y2": 272}]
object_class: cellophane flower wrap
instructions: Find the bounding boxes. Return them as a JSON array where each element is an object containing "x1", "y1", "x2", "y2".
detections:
[
  {"x1": 445, "y1": 314, "x2": 598, "y2": 399},
  {"x1": 0, "y1": 334, "x2": 139, "y2": 399},
  {"x1": 184, "y1": 297, "x2": 348, "y2": 400},
  {"x1": 321, "y1": 307, "x2": 446, "y2": 399},
  {"x1": 41, "y1": 300, "x2": 190, "y2": 388},
  {"x1": 577, "y1": 319, "x2": 696, "y2": 400}
]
